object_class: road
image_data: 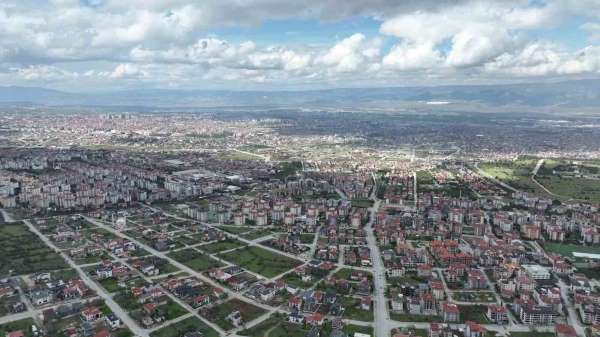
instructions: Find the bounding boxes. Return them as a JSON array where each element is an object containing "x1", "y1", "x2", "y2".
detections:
[
  {"x1": 532, "y1": 159, "x2": 545, "y2": 176},
  {"x1": 364, "y1": 175, "x2": 388, "y2": 337}
]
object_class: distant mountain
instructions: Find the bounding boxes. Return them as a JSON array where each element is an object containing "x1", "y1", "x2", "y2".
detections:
[{"x1": 1, "y1": 79, "x2": 599, "y2": 109}]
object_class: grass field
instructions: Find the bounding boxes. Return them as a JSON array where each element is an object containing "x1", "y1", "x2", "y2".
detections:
[
  {"x1": 241, "y1": 228, "x2": 281, "y2": 241},
  {"x1": 219, "y1": 151, "x2": 263, "y2": 161},
  {"x1": 217, "y1": 226, "x2": 253, "y2": 235},
  {"x1": 340, "y1": 296, "x2": 373, "y2": 321},
  {"x1": 351, "y1": 198, "x2": 374, "y2": 208},
  {"x1": 157, "y1": 300, "x2": 188, "y2": 320},
  {"x1": 542, "y1": 242, "x2": 600, "y2": 258},
  {"x1": 0, "y1": 222, "x2": 68, "y2": 277},
  {"x1": 459, "y1": 305, "x2": 490, "y2": 323},
  {"x1": 149, "y1": 317, "x2": 218, "y2": 337},
  {"x1": 199, "y1": 239, "x2": 246, "y2": 254},
  {"x1": 98, "y1": 277, "x2": 122, "y2": 293},
  {"x1": 217, "y1": 246, "x2": 302, "y2": 278},
  {"x1": 168, "y1": 248, "x2": 224, "y2": 271},
  {"x1": 0, "y1": 318, "x2": 36, "y2": 337},
  {"x1": 536, "y1": 175, "x2": 600, "y2": 202},
  {"x1": 202, "y1": 298, "x2": 266, "y2": 331},
  {"x1": 453, "y1": 291, "x2": 496, "y2": 302},
  {"x1": 479, "y1": 158, "x2": 544, "y2": 194},
  {"x1": 390, "y1": 313, "x2": 442, "y2": 323}
]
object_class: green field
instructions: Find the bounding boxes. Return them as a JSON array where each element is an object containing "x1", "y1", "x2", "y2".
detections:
[
  {"x1": 157, "y1": 300, "x2": 188, "y2": 320},
  {"x1": 459, "y1": 305, "x2": 490, "y2": 323},
  {"x1": 219, "y1": 151, "x2": 263, "y2": 161},
  {"x1": 217, "y1": 226, "x2": 253, "y2": 235},
  {"x1": 479, "y1": 158, "x2": 544, "y2": 194},
  {"x1": 168, "y1": 248, "x2": 224, "y2": 271},
  {"x1": 199, "y1": 239, "x2": 246, "y2": 254},
  {"x1": 150, "y1": 317, "x2": 219, "y2": 337},
  {"x1": 536, "y1": 175, "x2": 600, "y2": 202},
  {"x1": 340, "y1": 296, "x2": 373, "y2": 322},
  {"x1": 390, "y1": 313, "x2": 442, "y2": 322},
  {"x1": 543, "y1": 242, "x2": 600, "y2": 258},
  {"x1": 240, "y1": 228, "x2": 281, "y2": 241},
  {"x1": 351, "y1": 198, "x2": 374, "y2": 208},
  {"x1": 0, "y1": 318, "x2": 36, "y2": 337},
  {"x1": 217, "y1": 246, "x2": 302, "y2": 278},
  {"x1": 0, "y1": 222, "x2": 68, "y2": 277},
  {"x1": 202, "y1": 298, "x2": 266, "y2": 331},
  {"x1": 453, "y1": 291, "x2": 496, "y2": 302}
]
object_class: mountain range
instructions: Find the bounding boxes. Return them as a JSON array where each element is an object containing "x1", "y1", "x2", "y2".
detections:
[{"x1": 1, "y1": 79, "x2": 599, "y2": 110}]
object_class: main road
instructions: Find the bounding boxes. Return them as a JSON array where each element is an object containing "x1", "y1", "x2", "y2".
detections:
[{"x1": 365, "y1": 174, "x2": 388, "y2": 337}]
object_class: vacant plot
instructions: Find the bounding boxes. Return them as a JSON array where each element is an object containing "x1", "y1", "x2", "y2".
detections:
[
  {"x1": 543, "y1": 242, "x2": 600, "y2": 258},
  {"x1": 299, "y1": 234, "x2": 315, "y2": 244},
  {"x1": 509, "y1": 333, "x2": 555, "y2": 337},
  {"x1": 536, "y1": 175, "x2": 600, "y2": 202},
  {"x1": 340, "y1": 296, "x2": 373, "y2": 322},
  {"x1": 129, "y1": 256, "x2": 180, "y2": 275},
  {"x1": 390, "y1": 313, "x2": 442, "y2": 323},
  {"x1": 199, "y1": 239, "x2": 246, "y2": 254},
  {"x1": 479, "y1": 158, "x2": 545, "y2": 194},
  {"x1": 202, "y1": 298, "x2": 266, "y2": 331},
  {"x1": 217, "y1": 246, "x2": 302, "y2": 278},
  {"x1": 278, "y1": 271, "x2": 319, "y2": 289},
  {"x1": 333, "y1": 268, "x2": 373, "y2": 281},
  {"x1": 453, "y1": 291, "x2": 496, "y2": 302},
  {"x1": 0, "y1": 222, "x2": 68, "y2": 277},
  {"x1": 168, "y1": 248, "x2": 224, "y2": 272},
  {"x1": 157, "y1": 300, "x2": 188, "y2": 321},
  {"x1": 240, "y1": 318, "x2": 309, "y2": 337},
  {"x1": 241, "y1": 228, "x2": 280, "y2": 241},
  {"x1": 217, "y1": 226, "x2": 253, "y2": 235},
  {"x1": 219, "y1": 151, "x2": 263, "y2": 161},
  {"x1": 459, "y1": 305, "x2": 489, "y2": 323},
  {"x1": 150, "y1": 316, "x2": 218, "y2": 337},
  {"x1": 0, "y1": 318, "x2": 36, "y2": 337},
  {"x1": 351, "y1": 198, "x2": 374, "y2": 208}
]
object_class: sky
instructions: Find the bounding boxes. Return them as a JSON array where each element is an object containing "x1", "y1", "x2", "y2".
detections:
[{"x1": 0, "y1": 0, "x2": 599, "y2": 92}]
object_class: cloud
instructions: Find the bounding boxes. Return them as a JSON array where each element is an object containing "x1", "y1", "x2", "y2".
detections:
[
  {"x1": 382, "y1": 42, "x2": 441, "y2": 70},
  {"x1": 10, "y1": 65, "x2": 78, "y2": 81},
  {"x1": 316, "y1": 33, "x2": 381, "y2": 73},
  {"x1": 484, "y1": 43, "x2": 600, "y2": 76},
  {"x1": 109, "y1": 63, "x2": 148, "y2": 79},
  {"x1": 0, "y1": 0, "x2": 598, "y2": 89}
]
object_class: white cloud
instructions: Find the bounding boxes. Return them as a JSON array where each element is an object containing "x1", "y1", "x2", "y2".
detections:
[
  {"x1": 382, "y1": 42, "x2": 441, "y2": 70},
  {"x1": 484, "y1": 43, "x2": 600, "y2": 76},
  {"x1": 109, "y1": 63, "x2": 147, "y2": 79},
  {"x1": 445, "y1": 26, "x2": 514, "y2": 68},
  {"x1": 0, "y1": 0, "x2": 598, "y2": 89},
  {"x1": 316, "y1": 33, "x2": 381, "y2": 73},
  {"x1": 11, "y1": 65, "x2": 78, "y2": 81}
]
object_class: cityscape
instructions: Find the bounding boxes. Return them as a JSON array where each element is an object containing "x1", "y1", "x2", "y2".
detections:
[{"x1": 1, "y1": 1, "x2": 600, "y2": 337}]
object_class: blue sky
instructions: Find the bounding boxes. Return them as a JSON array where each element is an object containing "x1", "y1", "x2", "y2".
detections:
[{"x1": 0, "y1": 0, "x2": 598, "y2": 91}]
